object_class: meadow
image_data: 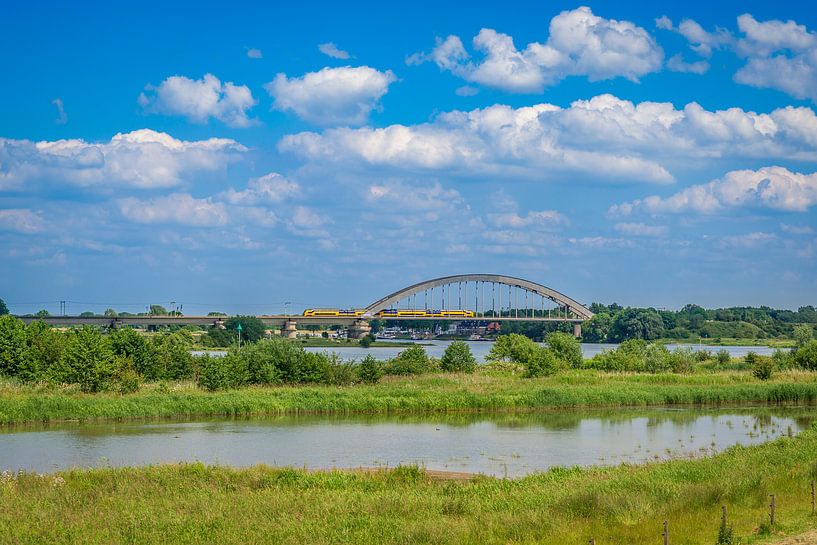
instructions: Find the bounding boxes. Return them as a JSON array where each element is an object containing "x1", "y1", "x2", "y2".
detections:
[
  {"x1": 2, "y1": 423, "x2": 816, "y2": 544},
  {"x1": 2, "y1": 369, "x2": 817, "y2": 426}
]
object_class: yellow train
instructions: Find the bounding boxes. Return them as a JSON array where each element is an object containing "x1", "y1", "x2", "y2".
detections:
[
  {"x1": 376, "y1": 309, "x2": 476, "y2": 318},
  {"x1": 302, "y1": 309, "x2": 364, "y2": 317}
]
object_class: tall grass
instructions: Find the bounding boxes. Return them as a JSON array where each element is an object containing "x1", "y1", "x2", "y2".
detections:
[
  {"x1": 2, "y1": 425, "x2": 816, "y2": 544},
  {"x1": 1, "y1": 370, "x2": 817, "y2": 425}
]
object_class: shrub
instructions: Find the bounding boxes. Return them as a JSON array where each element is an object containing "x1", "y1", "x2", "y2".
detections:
[
  {"x1": 643, "y1": 343, "x2": 672, "y2": 373},
  {"x1": 357, "y1": 355, "x2": 383, "y2": 384},
  {"x1": 668, "y1": 348, "x2": 694, "y2": 374},
  {"x1": 358, "y1": 334, "x2": 375, "y2": 348},
  {"x1": 240, "y1": 340, "x2": 284, "y2": 385},
  {"x1": 0, "y1": 315, "x2": 28, "y2": 377},
  {"x1": 385, "y1": 345, "x2": 434, "y2": 375},
  {"x1": 793, "y1": 340, "x2": 817, "y2": 371},
  {"x1": 751, "y1": 355, "x2": 774, "y2": 381},
  {"x1": 25, "y1": 321, "x2": 66, "y2": 381},
  {"x1": 110, "y1": 327, "x2": 153, "y2": 376},
  {"x1": 60, "y1": 326, "x2": 116, "y2": 392},
  {"x1": 771, "y1": 349, "x2": 792, "y2": 370},
  {"x1": 323, "y1": 355, "x2": 356, "y2": 386},
  {"x1": 223, "y1": 352, "x2": 250, "y2": 388},
  {"x1": 716, "y1": 350, "x2": 730, "y2": 365},
  {"x1": 694, "y1": 349, "x2": 711, "y2": 362},
  {"x1": 440, "y1": 341, "x2": 477, "y2": 373},
  {"x1": 524, "y1": 348, "x2": 564, "y2": 377},
  {"x1": 116, "y1": 360, "x2": 142, "y2": 394},
  {"x1": 299, "y1": 352, "x2": 332, "y2": 383},
  {"x1": 149, "y1": 332, "x2": 194, "y2": 380},
  {"x1": 486, "y1": 334, "x2": 537, "y2": 364},
  {"x1": 197, "y1": 354, "x2": 229, "y2": 391},
  {"x1": 545, "y1": 332, "x2": 583, "y2": 368}
]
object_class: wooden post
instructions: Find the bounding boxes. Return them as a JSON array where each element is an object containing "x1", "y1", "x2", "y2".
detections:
[
  {"x1": 663, "y1": 520, "x2": 668, "y2": 545},
  {"x1": 722, "y1": 505, "x2": 727, "y2": 525},
  {"x1": 812, "y1": 480, "x2": 815, "y2": 516},
  {"x1": 770, "y1": 494, "x2": 776, "y2": 526}
]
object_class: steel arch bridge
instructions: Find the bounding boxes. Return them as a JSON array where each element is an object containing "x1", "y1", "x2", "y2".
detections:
[{"x1": 365, "y1": 274, "x2": 594, "y2": 322}]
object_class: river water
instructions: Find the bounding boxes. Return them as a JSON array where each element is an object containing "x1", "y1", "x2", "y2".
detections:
[
  {"x1": 1, "y1": 407, "x2": 812, "y2": 477},
  {"x1": 301, "y1": 340, "x2": 782, "y2": 363}
]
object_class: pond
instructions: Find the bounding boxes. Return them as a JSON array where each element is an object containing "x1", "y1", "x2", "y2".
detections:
[{"x1": 1, "y1": 407, "x2": 812, "y2": 477}]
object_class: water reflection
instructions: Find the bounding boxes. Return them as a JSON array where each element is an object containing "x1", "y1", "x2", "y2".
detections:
[{"x1": 0, "y1": 407, "x2": 812, "y2": 477}]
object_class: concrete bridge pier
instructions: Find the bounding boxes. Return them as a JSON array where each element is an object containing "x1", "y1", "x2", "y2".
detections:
[
  {"x1": 573, "y1": 323, "x2": 582, "y2": 338},
  {"x1": 282, "y1": 319, "x2": 298, "y2": 339},
  {"x1": 348, "y1": 320, "x2": 372, "y2": 340}
]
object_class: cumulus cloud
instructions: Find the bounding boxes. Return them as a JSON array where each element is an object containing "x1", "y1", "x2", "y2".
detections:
[
  {"x1": 0, "y1": 209, "x2": 45, "y2": 233},
  {"x1": 719, "y1": 232, "x2": 777, "y2": 248},
  {"x1": 246, "y1": 48, "x2": 263, "y2": 59},
  {"x1": 0, "y1": 129, "x2": 246, "y2": 190},
  {"x1": 666, "y1": 54, "x2": 709, "y2": 74},
  {"x1": 119, "y1": 193, "x2": 228, "y2": 226},
  {"x1": 139, "y1": 74, "x2": 257, "y2": 127},
  {"x1": 280, "y1": 94, "x2": 817, "y2": 184},
  {"x1": 733, "y1": 14, "x2": 817, "y2": 101},
  {"x1": 455, "y1": 85, "x2": 479, "y2": 97},
  {"x1": 409, "y1": 6, "x2": 663, "y2": 93},
  {"x1": 656, "y1": 16, "x2": 733, "y2": 57},
  {"x1": 488, "y1": 210, "x2": 567, "y2": 229},
  {"x1": 613, "y1": 222, "x2": 667, "y2": 236},
  {"x1": 318, "y1": 42, "x2": 351, "y2": 59},
  {"x1": 265, "y1": 66, "x2": 396, "y2": 126},
  {"x1": 220, "y1": 172, "x2": 300, "y2": 205},
  {"x1": 781, "y1": 223, "x2": 814, "y2": 235},
  {"x1": 611, "y1": 166, "x2": 817, "y2": 215}
]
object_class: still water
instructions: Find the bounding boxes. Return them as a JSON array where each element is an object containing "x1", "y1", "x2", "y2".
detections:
[
  {"x1": 1, "y1": 408, "x2": 812, "y2": 477},
  {"x1": 303, "y1": 340, "x2": 782, "y2": 363}
]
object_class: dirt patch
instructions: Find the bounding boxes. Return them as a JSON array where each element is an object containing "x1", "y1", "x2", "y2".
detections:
[{"x1": 773, "y1": 530, "x2": 817, "y2": 544}]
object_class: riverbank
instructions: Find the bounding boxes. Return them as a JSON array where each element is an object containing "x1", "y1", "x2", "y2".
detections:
[
  {"x1": 658, "y1": 337, "x2": 797, "y2": 348},
  {"x1": 2, "y1": 370, "x2": 817, "y2": 425},
  {"x1": 2, "y1": 424, "x2": 816, "y2": 544}
]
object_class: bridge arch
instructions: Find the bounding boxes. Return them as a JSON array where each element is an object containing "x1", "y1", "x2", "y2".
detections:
[{"x1": 365, "y1": 274, "x2": 594, "y2": 320}]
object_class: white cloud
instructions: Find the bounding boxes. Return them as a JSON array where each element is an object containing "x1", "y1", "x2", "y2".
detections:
[
  {"x1": 0, "y1": 209, "x2": 45, "y2": 233},
  {"x1": 455, "y1": 85, "x2": 479, "y2": 97},
  {"x1": 220, "y1": 172, "x2": 300, "y2": 205},
  {"x1": 410, "y1": 6, "x2": 663, "y2": 93},
  {"x1": 265, "y1": 66, "x2": 396, "y2": 126},
  {"x1": 318, "y1": 42, "x2": 351, "y2": 59},
  {"x1": 280, "y1": 94, "x2": 817, "y2": 184},
  {"x1": 614, "y1": 222, "x2": 667, "y2": 236},
  {"x1": 0, "y1": 129, "x2": 246, "y2": 190},
  {"x1": 139, "y1": 74, "x2": 257, "y2": 127},
  {"x1": 488, "y1": 210, "x2": 567, "y2": 229},
  {"x1": 781, "y1": 223, "x2": 814, "y2": 235},
  {"x1": 734, "y1": 14, "x2": 817, "y2": 101},
  {"x1": 656, "y1": 16, "x2": 733, "y2": 57},
  {"x1": 246, "y1": 48, "x2": 263, "y2": 59},
  {"x1": 719, "y1": 232, "x2": 777, "y2": 248},
  {"x1": 119, "y1": 193, "x2": 228, "y2": 227},
  {"x1": 611, "y1": 166, "x2": 817, "y2": 215},
  {"x1": 666, "y1": 54, "x2": 709, "y2": 74},
  {"x1": 52, "y1": 98, "x2": 67, "y2": 124}
]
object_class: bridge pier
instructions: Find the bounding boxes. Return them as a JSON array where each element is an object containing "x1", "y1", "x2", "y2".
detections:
[
  {"x1": 348, "y1": 319, "x2": 372, "y2": 340},
  {"x1": 282, "y1": 319, "x2": 298, "y2": 339},
  {"x1": 573, "y1": 323, "x2": 582, "y2": 338}
]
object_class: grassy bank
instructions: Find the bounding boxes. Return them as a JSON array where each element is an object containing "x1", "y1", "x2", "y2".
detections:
[
  {"x1": 2, "y1": 370, "x2": 817, "y2": 425},
  {"x1": 2, "y1": 425, "x2": 816, "y2": 544},
  {"x1": 658, "y1": 337, "x2": 797, "y2": 348}
]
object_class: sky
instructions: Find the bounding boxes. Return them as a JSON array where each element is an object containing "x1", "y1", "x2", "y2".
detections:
[{"x1": 1, "y1": 0, "x2": 816, "y2": 315}]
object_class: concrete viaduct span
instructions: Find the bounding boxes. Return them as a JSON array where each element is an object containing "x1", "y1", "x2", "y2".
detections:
[{"x1": 16, "y1": 274, "x2": 593, "y2": 338}]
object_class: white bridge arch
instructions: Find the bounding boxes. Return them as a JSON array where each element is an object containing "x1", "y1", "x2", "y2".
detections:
[{"x1": 365, "y1": 274, "x2": 594, "y2": 321}]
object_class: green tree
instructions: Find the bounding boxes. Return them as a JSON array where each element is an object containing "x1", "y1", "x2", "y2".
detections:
[
  {"x1": 385, "y1": 345, "x2": 433, "y2": 375},
  {"x1": 524, "y1": 348, "x2": 564, "y2": 377},
  {"x1": 149, "y1": 305, "x2": 168, "y2": 316},
  {"x1": 196, "y1": 354, "x2": 229, "y2": 391},
  {"x1": 35, "y1": 309, "x2": 50, "y2": 317},
  {"x1": 0, "y1": 315, "x2": 29, "y2": 377},
  {"x1": 104, "y1": 308, "x2": 118, "y2": 317},
  {"x1": 207, "y1": 312, "x2": 227, "y2": 317},
  {"x1": 150, "y1": 331, "x2": 194, "y2": 380},
  {"x1": 208, "y1": 316, "x2": 267, "y2": 346},
  {"x1": 750, "y1": 353, "x2": 774, "y2": 380},
  {"x1": 25, "y1": 320, "x2": 66, "y2": 381},
  {"x1": 793, "y1": 340, "x2": 817, "y2": 371},
  {"x1": 239, "y1": 339, "x2": 286, "y2": 385},
  {"x1": 357, "y1": 354, "x2": 383, "y2": 383},
  {"x1": 109, "y1": 327, "x2": 154, "y2": 376},
  {"x1": 486, "y1": 334, "x2": 537, "y2": 363},
  {"x1": 79, "y1": 311, "x2": 95, "y2": 317},
  {"x1": 0, "y1": 298, "x2": 8, "y2": 315},
  {"x1": 793, "y1": 324, "x2": 814, "y2": 347},
  {"x1": 440, "y1": 341, "x2": 476, "y2": 373},
  {"x1": 609, "y1": 308, "x2": 665, "y2": 342},
  {"x1": 358, "y1": 333, "x2": 375, "y2": 348},
  {"x1": 60, "y1": 326, "x2": 116, "y2": 392},
  {"x1": 582, "y1": 313, "x2": 613, "y2": 343},
  {"x1": 545, "y1": 332, "x2": 583, "y2": 368}
]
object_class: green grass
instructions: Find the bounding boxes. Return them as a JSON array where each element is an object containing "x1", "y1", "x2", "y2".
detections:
[
  {"x1": 2, "y1": 370, "x2": 817, "y2": 425},
  {"x1": 658, "y1": 337, "x2": 797, "y2": 348},
  {"x1": 2, "y1": 424, "x2": 817, "y2": 544}
]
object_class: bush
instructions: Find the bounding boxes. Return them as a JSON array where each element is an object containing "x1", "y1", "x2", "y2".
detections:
[
  {"x1": 771, "y1": 349, "x2": 792, "y2": 370},
  {"x1": 60, "y1": 326, "x2": 116, "y2": 392},
  {"x1": 643, "y1": 343, "x2": 672, "y2": 373},
  {"x1": 117, "y1": 361, "x2": 142, "y2": 394},
  {"x1": 751, "y1": 355, "x2": 774, "y2": 381},
  {"x1": 358, "y1": 334, "x2": 375, "y2": 348},
  {"x1": 486, "y1": 334, "x2": 537, "y2": 364},
  {"x1": 197, "y1": 354, "x2": 229, "y2": 391},
  {"x1": 240, "y1": 340, "x2": 284, "y2": 385},
  {"x1": 149, "y1": 332, "x2": 194, "y2": 380},
  {"x1": 545, "y1": 332, "x2": 583, "y2": 368},
  {"x1": 357, "y1": 355, "x2": 383, "y2": 384},
  {"x1": 0, "y1": 315, "x2": 28, "y2": 377},
  {"x1": 524, "y1": 348, "x2": 564, "y2": 377},
  {"x1": 25, "y1": 320, "x2": 66, "y2": 381},
  {"x1": 793, "y1": 340, "x2": 817, "y2": 370},
  {"x1": 385, "y1": 345, "x2": 434, "y2": 375},
  {"x1": 668, "y1": 348, "x2": 694, "y2": 374},
  {"x1": 716, "y1": 350, "x2": 730, "y2": 365},
  {"x1": 110, "y1": 328, "x2": 154, "y2": 376},
  {"x1": 440, "y1": 341, "x2": 476, "y2": 373}
]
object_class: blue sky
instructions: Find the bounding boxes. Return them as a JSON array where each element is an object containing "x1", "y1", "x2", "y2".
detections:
[{"x1": 1, "y1": 0, "x2": 816, "y2": 315}]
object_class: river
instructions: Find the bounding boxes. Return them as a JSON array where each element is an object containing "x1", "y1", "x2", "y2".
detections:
[{"x1": 1, "y1": 407, "x2": 811, "y2": 477}]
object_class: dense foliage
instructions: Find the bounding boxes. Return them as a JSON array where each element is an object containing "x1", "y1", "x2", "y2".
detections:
[
  {"x1": 584, "y1": 303, "x2": 817, "y2": 342},
  {"x1": 440, "y1": 341, "x2": 477, "y2": 373}
]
